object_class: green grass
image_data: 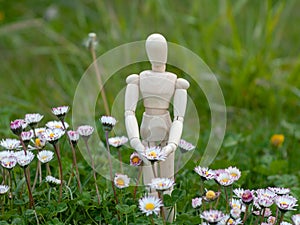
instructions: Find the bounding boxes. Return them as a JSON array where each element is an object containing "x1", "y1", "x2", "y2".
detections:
[{"x1": 0, "y1": 0, "x2": 299, "y2": 224}]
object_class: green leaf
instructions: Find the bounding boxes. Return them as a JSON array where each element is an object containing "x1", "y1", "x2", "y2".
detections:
[{"x1": 56, "y1": 203, "x2": 68, "y2": 213}]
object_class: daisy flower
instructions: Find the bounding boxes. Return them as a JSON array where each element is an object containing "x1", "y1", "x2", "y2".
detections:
[
  {"x1": 194, "y1": 166, "x2": 215, "y2": 180},
  {"x1": 0, "y1": 151, "x2": 14, "y2": 161},
  {"x1": 192, "y1": 197, "x2": 202, "y2": 208},
  {"x1": 275, "y1": 195, "x2": 298, "y2": 211},
  {"x1": 51, "y1": 106, "x2": 69, "y2": 120},
  {"x1": 219, "y1": 216, "x2": 242, "y2": 225},
  {"x1": 268, "y1": 187, "x2": 290, "y2": 195},
  {"x1": 252, "y1": 208, "x2": 272, "y2": 217},
  {"x1": 100, "y1": 116, "x2": 117, "y2": 132},
  {"x1": 148, "y1": 177, "x2": 175, "y2": 191},
  {"x1": 130, "y1": 152, "x2": 142, "y2": 166},
  {"x1": 203, "y1": 190, "x2": 221, "y2": 202},
  {"x1": 25, "y1": 113, "x2": 44, "y2": 127},
  {"x1": 15, "y1": 151, "x2": 35, "y2": 167},
  {"x1": 46, "y1": 175, "x2": 61, "y2": 185},
  {"x1": 85, "y1": 32, "x2": 98, "y2": 49},
  {"x1": 35, "y1": 127, "x2": 46, "y2": 137},
  {"x1": 292, "y1": 214, "x2": 300, "y2": 225},
  {"x1": 225, "y1": 166, "x2": 241, "y2": 181},
  {"x1": 67, "y1": 130, "x2": 80, "y2": 145},
  {"x1": 1, "y1": 155, "x2": 17, "y2": 169},
  {"x1": 32, "y1": 135, "x2": 47, "y2": 149},
  {"x1": 280, "y1": 222, "x2": 292, "y2": 225},
  {"x1": 45, "y1": 128, "x2": 65, "y2": 145},
  {"x1": 114, "y1": 174, "x2": 130, "y2": 189},
  {"x1": 10, "y1": 119, "x2": 27, "y2": 135},
  {"x1": 77, "y1": 125, "x2": 94, "y2": 140},
  {"x1": 21, "y1": 131, "x2": 34, "y2": 145},
  {"x1": 108, "y1": 136, "x2": 128, "y2": 148},
  {"x1": 139, "y1": 195, "x2": 163, "y2": 216},
  {"x1": 200, "y1": 210, "x2": 225, "y2": 224},
  {"x1": 233, "y1": 188, "x2": 244, "y2": 198},
  {"x1": 230, "y1": 207, "x2": 242, "y2": 219},
  {"x1": 46, "y1": 121, "x2": 69, "y2": 130},
  {"x1": 37, "y1": 150, "x2": 54, "y2": 163},
  {"x1": 0, "y1": 138, "x2": 21, "y2": 150},
  {"x1": 267, "y1": 216, "x2": 276, "y2": 225},
  {"x1": 241, "y1": 189, "x2": 254, "y2": 204},
  {"x1": 142, "y1": 146, "x2": 166, "y2": 162},
  {"x1": 216, "y1": 171, "x2": 235, "y2": 186},
  {"x1": 178, "y1": 139, "x2": 195, "y2": 153},
  {"x1": 0, "y1": 185, "x2": 10, "y2": 195},
  {"x1": 230, "y1": 198, "x2": 244, "y2": 210}
]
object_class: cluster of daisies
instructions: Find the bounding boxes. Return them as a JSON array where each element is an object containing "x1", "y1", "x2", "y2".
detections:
[
  {"x1": 192, "y1": 166, "x2": 299, "y2": 225},
  {"x1": 0, "y1": 106, "x2": 120, "y2": 204}
]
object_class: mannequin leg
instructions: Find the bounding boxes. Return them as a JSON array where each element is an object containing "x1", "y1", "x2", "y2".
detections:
[{"x1": 159, "y1": 151, "x2": 175, "y2": 222}]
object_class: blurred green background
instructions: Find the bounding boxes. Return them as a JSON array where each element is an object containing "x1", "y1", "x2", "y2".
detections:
[{"x1": 0, "y1": 0, "x2": 300, "y2": 190}]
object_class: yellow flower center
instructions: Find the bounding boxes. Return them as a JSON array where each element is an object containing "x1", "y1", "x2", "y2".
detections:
[
  {"x1": 280, "y1": 201, "x2": 288, "y2": 207},
  {"x1": 132, "y1": 156, "x2": 140, "y2": 164},
  {"x1": 158, "y1": 182, "x2": 164, "y2": 187},
  {"x1": 206, "y1": 190, "x2": 216, "y2": 199},
  {"x1": 221, "y1": 178, "x2": 229, "y2": 183},
  {"x1": 55, "y1": 125, "x2": 62, "y2": 129},
  {"x1": 231, "y1": 173, "x2": 237, "y2": 177},
  {"x1": 41, "y1": 156, "x2": 48, "y2": 161},
  {"x1": 232, "y1": 203, "x2": 238, "y2": 208},
  {"x1": 50, "y1": 133, "x2": 55, "y2": 138},
  {"x1": 149, "y1": 151, "x2": 157, "y2": 158},
  {"x1": 145, "y1": 203, "x2": 155, "y2": 211},
  {"x1": 228, "y1": 219, "x2": 234, "y2": 225},
  {"x1": 116, "y1": 178, "x2": 124, "y2": 186},
  {"x1": 35, "y1": 138, "x2": 41, "y2": 147}
]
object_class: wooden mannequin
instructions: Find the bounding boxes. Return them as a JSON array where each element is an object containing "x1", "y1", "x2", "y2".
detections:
[{"x1": 124, "y1": 33, "x2": 189, "y2": 220}]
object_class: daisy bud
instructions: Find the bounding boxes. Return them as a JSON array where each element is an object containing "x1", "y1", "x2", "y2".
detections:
[
  {"x1": 100, "y1": 116, "x2": 117, "y2": 132},
  {"x1": 242, "y1": 189, "x2": 254, "y2": 204}
]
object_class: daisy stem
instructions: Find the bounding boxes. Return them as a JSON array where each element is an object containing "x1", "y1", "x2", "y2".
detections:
[
  {"x1": 24, "y1": 167, "x2": 35, "y2": 209},
  {"x1": 224, "y1": 186, "x2": 229, "y2": 213},
  {"x1": 19, "y1": 136, "x2": 27, "y2": 156},
  {"x1": 53, "y1": 143, "x2": 63, "y2": 202},
  {"x1": 260, "y1": 208, "x2": 266, "y2": 224},
  {"x1": 32, "y1": 152, "x2": 41, "y2": 192},
  {"x1": 133, "y1": 165, "x2": 142, "y2": 201},
  {"x1": 277, "y1": 211, "x2": 285, "y2": 225},
  {"x1": 214, "y1": 186, "x2": 221, "y2": 208},
  {"x1": 8, "y1": 170, "x2": 13, "y2": 210},
  {"x1": 242, "y1": 204, "x2": 249, "y2": 224},
  {"x1": 69, "y1": 142, "x2": 82, "y2": 193},
  {"x1": 90, "y1": 41, "x2": 110, "y2": 116},
  {"x1": 151, "y1": 162, "x2": 157, "y2": 178},
  {"x1": 84, "y1": 140, "x2": 100, "y2": 205},
  {"x1": 48, "y1": 187, "x2": 52, "y2": 202},
  {"x1": 62, "y1": 120, "x2": 82, "y2": 193},
  {"x1": 105, "y1": 131, "x2": 120, "y2": 221},
  {"x1": 46, "y1": 163, "x2": 51, "y2": 176},
  {"x1": 150, "y1": 215, "x2": 155, "y2": 225},
  {"x1": 274, "y1": 207, "x2": 279, "y2": 224},
  {"x1": 157, "y1": 191, "x2": 166, "y2": 225},
  {"x1": 118, "y1": 148, "x2": 123, "y2": 173}
]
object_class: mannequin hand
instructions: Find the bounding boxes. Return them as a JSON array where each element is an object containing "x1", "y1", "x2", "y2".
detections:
[
  {"x1": 162, "y1": 143, "x2": 177, "y2": 157},
  {"x1": 130, "y1": 138, "x2": 145, "y2": 154}
]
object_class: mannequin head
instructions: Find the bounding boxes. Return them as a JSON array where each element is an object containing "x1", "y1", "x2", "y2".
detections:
[{"x1": 145, "y1": 33, "x2": 167, "y2": 72}]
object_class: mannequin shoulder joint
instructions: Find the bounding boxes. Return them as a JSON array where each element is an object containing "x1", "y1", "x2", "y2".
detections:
[
  {"x1": 126, "y1": 74, "x2": 139, "y2": 85},
  {"x1": 176, "y1": 78, "x2": 190, "y2": 89}
]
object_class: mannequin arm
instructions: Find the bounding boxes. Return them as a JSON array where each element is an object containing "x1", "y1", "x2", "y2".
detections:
[
  {"x1": 163, "y1": 78, "x2": 190, "y2": 156},
  {"x1": 124, "y1": 74, "x2": 145, "y2": 154}
]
